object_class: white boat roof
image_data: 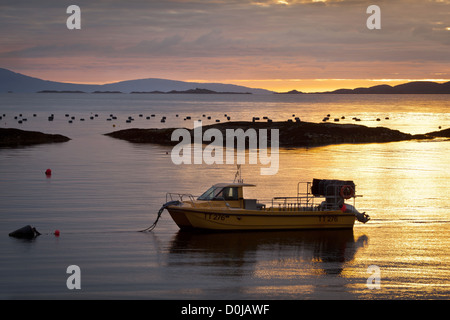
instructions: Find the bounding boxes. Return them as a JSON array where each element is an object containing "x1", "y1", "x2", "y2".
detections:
[{"x1": 212, "y1": 182, "x2": 256, "y2": 188}]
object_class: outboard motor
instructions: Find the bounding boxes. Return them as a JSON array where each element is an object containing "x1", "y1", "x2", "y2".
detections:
[
  {"x1": 341, "y1": 203, "x2": 370, "y2": 223},
  {"x1": 312, "y1": 178, "x2": 370, "y2": 223}
]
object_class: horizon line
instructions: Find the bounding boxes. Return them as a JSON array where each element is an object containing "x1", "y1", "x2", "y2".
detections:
[
  {"x1": 3, "y1": 68, "x2": 449, "y2": 93},
  {"x1": 47, "y1": 78, "x2": 450, "y2": 93}
]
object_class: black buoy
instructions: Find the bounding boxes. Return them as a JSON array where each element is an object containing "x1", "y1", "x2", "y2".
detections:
[{"x1": 9, "y1": 225, "x2": 41, "y2": 239}]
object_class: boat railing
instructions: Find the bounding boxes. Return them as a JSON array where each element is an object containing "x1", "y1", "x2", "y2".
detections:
[
  {"x1": 166, "y1": 193, "x2": 197, "y2": 207},
  {"x1": 266, "y1": 181, "x2": 349, "y2": 212},
  {"x1": 270, "y1": 195, "x2": 319, "y2": 211},
  {"x1": 165, "y1": 193, "x2": 233, "y2": 209}
]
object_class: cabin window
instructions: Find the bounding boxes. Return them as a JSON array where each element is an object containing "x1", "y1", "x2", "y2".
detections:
[
  {"x1": 198, "y1": 186, "x2": 239, "y2": 201},
  {"x1": 215, "y1": 187, "x2": 238, "y2": 201},
  {"x1": 198, "y1": 186, "x2": 221, "y2": 200}
]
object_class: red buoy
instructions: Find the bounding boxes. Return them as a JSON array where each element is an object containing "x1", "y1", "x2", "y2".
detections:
[
  {"x1": 54, "y1": 230, "x2": 60, "y2": 236},
  {"x1": 45, "y1": 169, "x2": 52, "y2": 176}
]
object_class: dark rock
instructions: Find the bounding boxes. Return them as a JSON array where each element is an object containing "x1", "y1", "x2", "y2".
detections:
[
  {"x1": 0, "y1": 128, "x2": 70, "y2": 147},
  {"x1": 104, "y1": 121, "x2": 432, "y2": 148}
]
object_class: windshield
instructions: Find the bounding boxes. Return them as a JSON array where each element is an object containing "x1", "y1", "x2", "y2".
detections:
[
  {"x1": 197, "y1": 186, "x2": 239, "y2": 201},
  {"x1": 198, "y1": 186, "x2": 222, "y2": 200}
]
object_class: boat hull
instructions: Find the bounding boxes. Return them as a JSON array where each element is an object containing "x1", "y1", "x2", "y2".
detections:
[{"x1": 166, "y1": 206, "x2": 356, "y2": 231}]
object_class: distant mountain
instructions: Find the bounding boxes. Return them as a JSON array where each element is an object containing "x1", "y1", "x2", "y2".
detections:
[
  {"x1": 277, "y1": 81, "x2": 450, "y2": 94},
  {"x1": 328, "y1": 81, "x2": 450, "y2": 94},
  {"x1": 320, "y1": 81, "x2": 450, "y2": 94},
  {"x1": 0, "y1": 68, "x2": 272, "y2": 94},
  {"x1": 2, "y1": 68, "x2": 449, "y2": 94}
]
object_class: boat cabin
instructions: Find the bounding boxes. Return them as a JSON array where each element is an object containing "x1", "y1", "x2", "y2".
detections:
[{"x1": 197, "y1": 183, "x2": 262, "y2": 210}]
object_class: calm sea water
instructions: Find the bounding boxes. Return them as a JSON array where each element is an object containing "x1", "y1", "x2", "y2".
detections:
[{"x1": 0, "y1": 93, "x2": 449, "y2": 300}]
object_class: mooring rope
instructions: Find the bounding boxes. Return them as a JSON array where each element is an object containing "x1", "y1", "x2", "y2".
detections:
[{"x1": 139, "y1": 200, "x2": 181, "y2": 232}]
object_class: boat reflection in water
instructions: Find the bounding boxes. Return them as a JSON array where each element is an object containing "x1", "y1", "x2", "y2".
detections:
[{"x1": 168, "y1": 229, "x2": 368, "y2": 277}]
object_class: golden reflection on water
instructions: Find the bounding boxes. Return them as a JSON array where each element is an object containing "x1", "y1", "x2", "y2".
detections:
[{"x1": 165, "y1": 138, "x2": 449, "y2": 298}]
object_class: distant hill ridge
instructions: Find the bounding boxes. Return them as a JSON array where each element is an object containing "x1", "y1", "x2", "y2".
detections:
[
  {"x1": 277, "y1": 81, "x2": 450, "y2": 94},
  {"x1": 1, "y1": 68, "x2": 449, "y2": 94},
  {"x1": 0, "y1": 68, "x2": 271, "y2": 94}
]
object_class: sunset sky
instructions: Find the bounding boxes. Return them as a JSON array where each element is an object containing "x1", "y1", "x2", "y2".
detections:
[{"x1": 1, "y1": 0, "x2": 449, "y2": 92}]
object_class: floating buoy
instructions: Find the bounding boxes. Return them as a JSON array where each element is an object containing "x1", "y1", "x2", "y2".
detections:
[
  {"x1": 54, "y1": 230, "x2": 60, "y2": 236},
  {"x1": 9, "y1": 225, "x2": 41, "y2": 239},
  {"x1": 45, "y1": 168, "x2": 52, "y2": 176}
]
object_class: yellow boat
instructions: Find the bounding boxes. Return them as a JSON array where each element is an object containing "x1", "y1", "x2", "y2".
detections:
[{"x1": 160, "y1": 174, "x2": 370, "y2": 232}]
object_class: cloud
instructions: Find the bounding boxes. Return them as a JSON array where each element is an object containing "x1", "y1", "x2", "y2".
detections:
[{"x1": 0, "y1": 0, "x2": 449, "y2": 84}]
